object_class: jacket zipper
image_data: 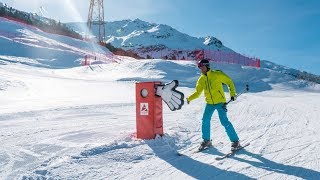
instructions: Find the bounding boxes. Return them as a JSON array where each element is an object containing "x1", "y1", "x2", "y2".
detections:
[{"x1": 205, "y1": 75, "x2": 214, "y2": 104}]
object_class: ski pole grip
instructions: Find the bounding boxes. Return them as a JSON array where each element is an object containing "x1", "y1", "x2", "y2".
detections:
[{"x1": 226, "y1": 84, "x2": 249, "y2": 105}]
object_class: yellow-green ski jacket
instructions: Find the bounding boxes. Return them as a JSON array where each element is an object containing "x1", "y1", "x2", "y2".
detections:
[{"x1": 187, "y1": 70, "x2": 236, "y2": 105}]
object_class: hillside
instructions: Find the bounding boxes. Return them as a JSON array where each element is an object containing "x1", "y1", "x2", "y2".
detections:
[
  {"x1": 0, "y1": 3, "x2": 82, "y2": 40},
  {"x1": 0, "y1": 57, "x2": 320, "y2": 179},
  {"x1": 1, "y1": 5, "x2": 319, "y2": 84},
  {"x1": 0, "y1": 16, "x2": 112, "y2": 68},
  {"x1": 68, "y1": 20, "x2": 320, "y2": 84},
  {"x1": 1, "y1": 7, "x2": 320, "y2": 178}
]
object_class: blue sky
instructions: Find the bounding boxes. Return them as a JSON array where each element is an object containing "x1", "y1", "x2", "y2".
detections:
[{"x1": 2, "y1": 0, "x2": 320, "y2": 75}]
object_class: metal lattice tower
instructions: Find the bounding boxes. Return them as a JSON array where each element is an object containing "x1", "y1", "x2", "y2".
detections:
[{"x1": 87, "y1": 0, "x2": 105, "y2": 42}]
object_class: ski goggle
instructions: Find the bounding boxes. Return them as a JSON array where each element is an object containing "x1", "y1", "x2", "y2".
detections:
[{"x1": 197, "y1": 62, "x2": 209, "y2": 68}]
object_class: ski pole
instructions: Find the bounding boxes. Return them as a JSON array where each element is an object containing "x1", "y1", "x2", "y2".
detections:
[{"x1": 225, "y1": 84, "x2": 249, "y2": 105}]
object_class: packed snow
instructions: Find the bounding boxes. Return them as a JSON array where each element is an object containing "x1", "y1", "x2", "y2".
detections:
[
  {"x1": 1, "y1": 14, "x2": 320, "y2": 180},
  {"x1": 1, "y1": 56, "x2": 320, "y2": 179}
]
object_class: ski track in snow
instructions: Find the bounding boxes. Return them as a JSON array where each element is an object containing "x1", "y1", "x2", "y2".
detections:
[{"x1": 0, "y1": 63, "x2": 319, "y2": 179}]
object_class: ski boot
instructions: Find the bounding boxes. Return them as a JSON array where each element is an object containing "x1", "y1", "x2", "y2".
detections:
[
  {"x1": 198, "y1": 140, "x2": 212, "y2": 151},
  {"x1": 231, "y1": 141, "x2": 240, "y2": 151}
]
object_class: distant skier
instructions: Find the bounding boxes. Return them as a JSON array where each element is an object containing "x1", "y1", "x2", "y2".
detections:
[{"x1": 186, "y1": 59, "x2": 240, "y2": 151}]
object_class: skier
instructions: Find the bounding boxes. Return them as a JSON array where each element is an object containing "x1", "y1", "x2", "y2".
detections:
[{"x1": 186, "y1": 59, "x2": 240, "y2": 151}]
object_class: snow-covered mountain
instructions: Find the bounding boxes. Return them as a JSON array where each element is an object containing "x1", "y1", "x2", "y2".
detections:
[
  {"x1": 68, "y1": 19, "x2": 232, "y2": 60},
  {"x1": 69, "y1": 19, "x2": 228, "y2": 51},
  {"x1": 1, "y1": 7, "x2": 320, "y2": 179},
  {"x1": 1, "y1": 4, "x2": 318, "y2": 81},
  {"x1": 68, "y1": 19, "x2": 320, "y2": 83}
]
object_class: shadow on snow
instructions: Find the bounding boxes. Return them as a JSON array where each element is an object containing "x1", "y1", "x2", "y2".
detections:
[
  {"x1": 233, "y1": 150, "x2": 320, "y2": 179},
  {"x1": 147, "y1": 142, "x2": 252, "y2": 179}
]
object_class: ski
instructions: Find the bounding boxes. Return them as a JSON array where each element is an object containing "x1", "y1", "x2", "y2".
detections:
[
  {"x1": 193, "y1": 144, "x2": 212, "y2": 153},
  {"x1": 215, "y1": 142, "x2": 250, "y2": 160},
  {"x1": 177, "y1": 145, "x2": 211, "y2": 156},
  {"x1": 177, "y1": 142, "x2": 223, "y2": 156}
]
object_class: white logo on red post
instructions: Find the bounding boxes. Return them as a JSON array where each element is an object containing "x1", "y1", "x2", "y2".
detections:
[{"x1": 140, "y1": 103, "x2": 149, "y2": 115}]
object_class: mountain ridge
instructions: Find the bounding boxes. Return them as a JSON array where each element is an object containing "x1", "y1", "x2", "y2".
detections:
[
  {"x1": 0, "y1": 4, "x2": 319, "y2": 83},
  {"x1": 68, "y1": 19, "x2": 320, "y2": 84},
  {"x1": 68, "y1": 18, "x2": 231, "y2": 52}
]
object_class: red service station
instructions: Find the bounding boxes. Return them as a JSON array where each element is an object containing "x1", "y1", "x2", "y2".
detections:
[
  {"x1": 136, "y1": 82, "x2": 163, "y2": 139},
  {"x1": 135, "y1": 80, "x2": 184, "y2": 139}
]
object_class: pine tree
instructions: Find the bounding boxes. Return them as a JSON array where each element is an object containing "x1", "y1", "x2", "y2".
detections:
[{"x1": 0, "y1": 7, "x2": 5, "y2": 16}]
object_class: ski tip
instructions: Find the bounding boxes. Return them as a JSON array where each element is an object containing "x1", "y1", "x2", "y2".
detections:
[
  {"x1": 240, "y1": 142, "x2": 250, "y2": 147},
  {"x1": 215, "y1": 143, "x2": 250, "y2": 160}
]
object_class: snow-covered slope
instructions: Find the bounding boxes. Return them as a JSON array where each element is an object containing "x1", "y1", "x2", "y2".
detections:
[
  {"x1": 68, "y1": 19, "x2": 320, "y2": 84},
  {"x1": 0, "y1": 57, "x2": 320, "y2": 179},
  {"x1": 0, "y1": 17, "x2": 113, "y2": 68}
]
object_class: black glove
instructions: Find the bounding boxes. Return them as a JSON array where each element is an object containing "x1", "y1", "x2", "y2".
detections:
[{"x1": 231, "y1": 96, "x2": 235, "y2": 101}]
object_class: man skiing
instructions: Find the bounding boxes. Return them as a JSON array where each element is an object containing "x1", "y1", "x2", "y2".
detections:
[{"x1": 186, "y1": 59, "x2": 240, "y2": 152}]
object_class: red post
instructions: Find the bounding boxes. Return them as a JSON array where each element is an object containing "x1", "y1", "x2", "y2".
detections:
[{"x1": 135, "y1": 82, "x2": 163, "y2": 139}]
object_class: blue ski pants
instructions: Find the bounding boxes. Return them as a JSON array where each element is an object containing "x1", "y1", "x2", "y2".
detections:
[{"x1": 202, "y1": 103, "x2": 239, "y2": 142}]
